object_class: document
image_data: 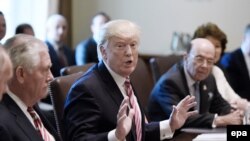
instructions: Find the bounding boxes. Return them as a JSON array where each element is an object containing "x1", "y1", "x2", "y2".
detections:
[
  {"x1": 192, "y1": 133, "x2": 226, "y2": 141},
  {"x1": 181, "y1": 127, "x2": 226, "y2": 134}
]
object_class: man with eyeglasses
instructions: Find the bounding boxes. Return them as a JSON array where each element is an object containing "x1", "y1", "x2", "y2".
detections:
[{"x1": 148, "y1": 38, "x2": 243, "y2": 128}]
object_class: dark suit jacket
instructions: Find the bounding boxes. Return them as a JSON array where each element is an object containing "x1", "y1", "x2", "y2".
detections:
[
  {"x1": 75, "y1": 37, "x2": 99, "y2": 65},
  {"x1": 220, "y1": 48, "x2": 250, "y2": 100},
  {"x1": 147, "y1": 61, "x2": 231, "y2": 128},
  {"x1": 45, "y1": 41, "x2": 75, "y2": 77},
  {"x1": 63, "y1": 61, "x2": 160, "y2": 141},
  {"x1": 0, "y1": 94, "x2": 61, "y2": 141}
]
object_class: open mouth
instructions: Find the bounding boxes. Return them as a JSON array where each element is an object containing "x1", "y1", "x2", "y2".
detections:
[{"x1": 126, "y1": 60, "x2": 133, "y2": 64}]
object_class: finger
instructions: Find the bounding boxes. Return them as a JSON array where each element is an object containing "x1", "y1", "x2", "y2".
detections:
[
  {"x1": 187, "y1": 110, "x2": 198, "y2": 117},
  {"x1": 171, "y1": 105, "x2": 178, "y2": 117},
  {"x1": 186, "y1": 101, "x2": 197, "y2": 110},
  {"x1": 119, "y1": 103, "x2": 129, "y2": 116},
  {"x1": 178, "y1": 95, "x2": 195, "y2": 108},
  {"x1": 128, "y1": 108, "x2": 135, "y2": 119},
  {"x1": 117, "y1": 98, "x2": 129, "y2": 118}
]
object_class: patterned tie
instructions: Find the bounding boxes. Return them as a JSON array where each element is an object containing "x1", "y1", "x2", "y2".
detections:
[
  {"x1": 193, "y1": 82, "x2": 200, "y2": 112},
  {"x1": 27, "y1": 107, "x2": 52, "y2": 141},
  {"x1": 124, "y1": 77, "x2": 142, "y2": 141}
]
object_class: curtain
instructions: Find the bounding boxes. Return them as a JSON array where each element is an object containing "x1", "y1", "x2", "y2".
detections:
[{"x1": 58, "y1": 0, "x2": 72, "y2": 48}]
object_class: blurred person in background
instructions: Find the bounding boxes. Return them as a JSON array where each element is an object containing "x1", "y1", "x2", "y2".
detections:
[
  {"x1": 45, "y1": 14, "x2": 75, "y2": 78},
  {"x1": 0, "y1": 11, "x2": 6, "y2": 43},
  {"x1": 15, "y1": 23, "x2": 35, "y2": 36},
  {"x1": 75, "y1": 12, "x2": 110, "y2": 65}
]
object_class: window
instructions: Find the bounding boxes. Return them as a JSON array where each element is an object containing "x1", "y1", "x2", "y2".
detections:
[{"x1": 0, "y1": 0, "x2": 58, "y2": 42}]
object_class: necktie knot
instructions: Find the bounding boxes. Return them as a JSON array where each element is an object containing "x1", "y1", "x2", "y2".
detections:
[
  {"x1": 27, "y1": 107, "x2": 53, "y2": 141},
  {"x1": 27, "y1": 107, "x2": 39, "y2": 120},
  {"x1": 124, "y1": 78, "x2": 132, "y2": 97}
]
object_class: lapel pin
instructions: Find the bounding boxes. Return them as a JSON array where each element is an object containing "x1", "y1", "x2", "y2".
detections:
[{"x1": 203, "y1": 85, "x2": 207, "y2": 91}]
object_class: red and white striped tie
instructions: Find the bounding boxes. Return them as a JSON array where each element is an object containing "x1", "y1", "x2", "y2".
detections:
[
  {"x1": 124, "y1": 78, "x2": 142, "y2": 141},
  {"x1": 27, "y1": 107, "x2": 53, "y2": 141}
]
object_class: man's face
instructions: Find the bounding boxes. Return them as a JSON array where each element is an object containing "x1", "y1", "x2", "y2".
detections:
[
  {"x1": 0, "y1": 15, "x2": 6, "y2": 41},
  {"x1": 101, "y1": 36, "x2": 139, "y2": 77},
  {"x1": 185, "y1": 40, "x2": 215, "y2": 81},
  {"x1": 24, "y1": 48, "x2": 53, "y2": 103},
  {"x1": 47, "y1": 18, "x2": 67, "y2": 43}
]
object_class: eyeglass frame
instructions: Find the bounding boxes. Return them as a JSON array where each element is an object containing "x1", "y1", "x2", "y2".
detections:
[{"x1": 189, "y1": 54, "x2": 215, "y2": 66}]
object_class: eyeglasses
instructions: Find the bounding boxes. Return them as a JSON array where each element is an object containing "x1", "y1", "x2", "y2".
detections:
[{"x1": 189, "y1": 54, "x2": 214, "y2": 66}]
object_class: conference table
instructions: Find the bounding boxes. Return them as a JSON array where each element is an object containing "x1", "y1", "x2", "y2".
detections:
[{"x1": 169, "y1": 128, "x2": 226, "y2": 141}]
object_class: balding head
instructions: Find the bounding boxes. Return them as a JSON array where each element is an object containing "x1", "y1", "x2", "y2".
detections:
[
  {"x1": 185, "y1": 38, "x2": 215, "y2": 81},
  {"x1": 46, "y1": 14, "x2": 68, "y2": 44}
]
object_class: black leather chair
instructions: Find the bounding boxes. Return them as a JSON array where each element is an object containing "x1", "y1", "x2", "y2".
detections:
[
  {"x1": 49, "y1": 72, "x2": 84, "y2": 138},
  {"x1": 130, "y1": 57, "x2": 154, "y2": 110},
  {"x1": 60, "y1": 62, "x2": 96, "y2": 76},
  {"x1": 149, "y1": 54, "x2": 182, "y2": 83}
]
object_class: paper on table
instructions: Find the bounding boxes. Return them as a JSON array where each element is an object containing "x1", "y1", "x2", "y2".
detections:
[
  {"x1": 181, "y1": 127, "x2": 226, "y2": 134},
  {"x1": 192, "y1": 133, "x2": 226, "y2": 141}
]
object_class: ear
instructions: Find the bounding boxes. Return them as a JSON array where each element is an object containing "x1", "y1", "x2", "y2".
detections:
[
  {"x1": 100, "y1": 45, "x2": 107, "y2": 60},
  {"x1": 15, "y1": 66, "x2": 25, "y2": 84}
]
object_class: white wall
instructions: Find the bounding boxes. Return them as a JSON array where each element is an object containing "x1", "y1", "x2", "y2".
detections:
[{"x1": 72, "y1": 0, "x2": 250, "y2": 55}]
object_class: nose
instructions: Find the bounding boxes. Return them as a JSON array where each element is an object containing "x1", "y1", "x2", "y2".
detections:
[
  {"x1": 47, "y1": 70, "x2": 54, "y2": 82},
  {"x1": 125, "y1": 45, "x2": 133, "y2": 56}
]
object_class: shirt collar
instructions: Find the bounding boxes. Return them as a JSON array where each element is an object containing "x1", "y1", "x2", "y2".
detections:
[
  {"x1": 7, "y1": 89, "x2": 29, "y2": 114},
  {"x1": 103, "y1": 61, "x2": 126, "y2": 87}
]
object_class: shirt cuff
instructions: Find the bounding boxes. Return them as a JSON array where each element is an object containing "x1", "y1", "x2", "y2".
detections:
[
  {"x1": 108, "y1": 129, "x2": 120, "y2": 141},
  {"x1": 212, "y1": 114, "x2": 218, "y2": 128},
  {"x1": 159, "y1": 120, "x2": 174, "y2": 140}
]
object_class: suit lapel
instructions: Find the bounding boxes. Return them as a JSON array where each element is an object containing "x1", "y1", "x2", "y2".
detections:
[
  {"x1": 97, "y1": 62, "x2": 124, "y2": 107},
  {"x1": 238, "y1": 49, "x2": 250, "y2": 81},
  {"x1": 3, "y1": 95, "x2": 43, "y2": 141},
  {"x1": 178, "y1": 62, "x2": 191, "y2": 97},
  {"x1": 97, "y1": 62, "x2": 139, "y2": 141}
]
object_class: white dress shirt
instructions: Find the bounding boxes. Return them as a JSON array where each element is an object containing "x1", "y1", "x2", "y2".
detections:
[
  {"x1": 7, "y1": 90, "x2": 55, "y2": 141},
  {"x1": 103, "y1": 62, "x2": 174, "y2": 141},
  {"x1": 212, "y1": 66, "x2": 240, "y2": 102}
]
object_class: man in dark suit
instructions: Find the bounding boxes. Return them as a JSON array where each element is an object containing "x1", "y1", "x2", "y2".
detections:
[
  {"x1": 75, "y1": 12, "x2": 110, "y2": 65},
  {"x1": 148, "y1": 38, "x2": 243, "y2": 128},
  {"x1": 45, "y1": 14, "x2": 75, "y2": 77},
  {"x1": 220, "y1": 24, "x2": 250, "y2": 101},
  {"x1": 63, "y1": 20, "x2": 197, "y2": 141},
  {"x1": 0, "y1": 34, "x2": 61, "y2": 141}
]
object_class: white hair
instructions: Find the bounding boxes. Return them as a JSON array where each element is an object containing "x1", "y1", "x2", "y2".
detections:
[{"x1": 96, "y1": 19, "x2": 141, "y2": 61}]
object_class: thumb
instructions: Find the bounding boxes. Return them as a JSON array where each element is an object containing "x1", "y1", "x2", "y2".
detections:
[
  {"x1": 172, "y1": 105, "x2": 177, "y2": 117},
  {"x1": 128, "y1": 108, "x2": 135, "y2": 119}
]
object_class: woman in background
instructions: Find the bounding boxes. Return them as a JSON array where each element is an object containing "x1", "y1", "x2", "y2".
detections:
[{"x1": 193, "y1": 22, "x2": 249, "y2": 111}]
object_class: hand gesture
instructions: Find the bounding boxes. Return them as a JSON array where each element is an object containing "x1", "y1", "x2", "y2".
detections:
[
  {"x1": 169, "y1": 95, "x2": 197, "y2": 131},
  {"x1": 215, "y1": 110, "x2": 243, "y2": 126},
  {"x1": 115, "y1": 97, "x2": 135, "y2": 140}
]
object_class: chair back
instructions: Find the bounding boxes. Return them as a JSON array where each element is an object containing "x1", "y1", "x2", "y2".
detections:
[
  {"x1": 60, "y1": 62, "x2": 96, "y2": 76},
  {"x1": 49, "y1": 72, "x2": 84, "y2": 137},
  {"x1": 131, "y1": 57, "x2": 154, "y2": 110},
  {"x1": 150, "y1": 54, "x2": 182, "y2": 83}
]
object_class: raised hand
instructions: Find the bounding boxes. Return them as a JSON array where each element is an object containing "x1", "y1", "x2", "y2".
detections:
[
  {"x1": 115, "y1": 97, "x2": 135, "y2": 140},
  {"x1": 169, "y1": 95, "x2": 197, "y2": 131}
]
